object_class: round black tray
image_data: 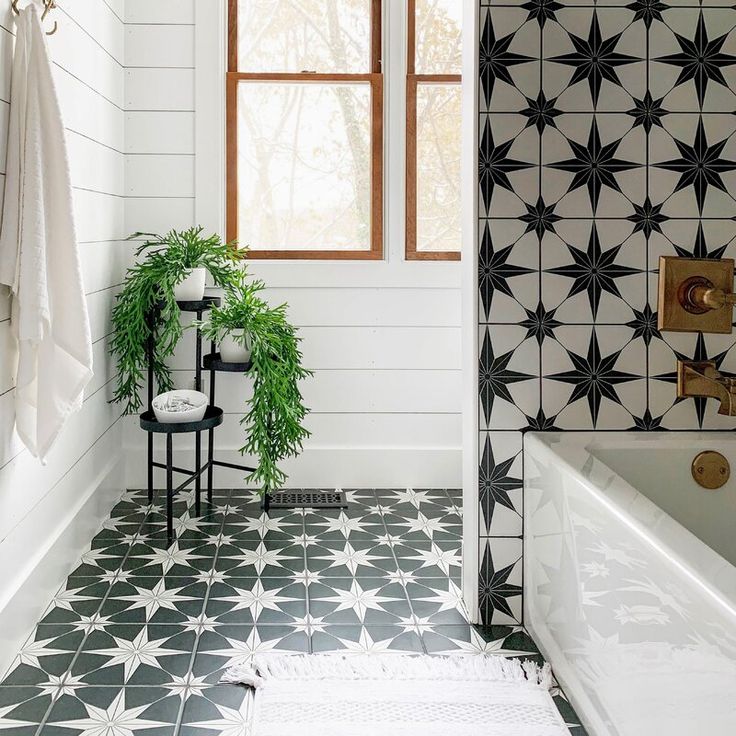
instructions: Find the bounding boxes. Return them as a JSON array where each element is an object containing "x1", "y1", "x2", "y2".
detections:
[
  {"x1": 176, "y1": 296, "x2": 221, "y2": 313},
  {"x1": 203, "y1": 352, "x2": 253, "y2": 373},
  {"x1": 140, "y1": 406, "x2": 224, "y2": 434}
]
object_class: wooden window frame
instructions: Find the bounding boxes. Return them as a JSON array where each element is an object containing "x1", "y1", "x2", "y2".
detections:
[
  {"x1": 226, "y1": 0, "x2": 384, "y2": 260},
  {"x1": 405, "y1": 0, "x2": 461, "y2": 261}
]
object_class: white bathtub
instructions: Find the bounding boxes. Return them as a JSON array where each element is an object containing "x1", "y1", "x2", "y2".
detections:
[{"x1": 524, "y1": 433, "x2": 736, "y2": 736}]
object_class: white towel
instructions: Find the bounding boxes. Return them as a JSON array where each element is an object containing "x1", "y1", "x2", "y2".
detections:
[{"x1": 0, "y1": 3, "x2": 93, "y2": 462}]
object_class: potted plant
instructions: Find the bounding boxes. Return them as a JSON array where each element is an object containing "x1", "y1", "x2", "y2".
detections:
[
  {"x1": 110, "y1": 227, "x2": 244, "y2": 415},
  {"x1": 110, "y1": 227, "x2": 312, "y2": 496},
  {"x1": 203, "y1": 299, "x2": 252, "y2": 363},
  {"x1": 197, "y1": 281, "x2": 313, "y2": 495}
]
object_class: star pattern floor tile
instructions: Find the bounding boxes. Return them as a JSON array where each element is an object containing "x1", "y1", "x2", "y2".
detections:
[{"x1": 0, "y1": 488, "x2": 587, "y2": 735}]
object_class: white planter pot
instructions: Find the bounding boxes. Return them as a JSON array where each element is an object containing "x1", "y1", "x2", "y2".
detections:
[
  {"x1": 220, "y1": 331, "x2": 251, "y2": 363},
  {"x1": 173, "y1": 268, "x2": 207, "y2": 301}
]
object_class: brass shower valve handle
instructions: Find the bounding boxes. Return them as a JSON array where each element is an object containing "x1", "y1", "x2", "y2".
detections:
[
  {"x1": 658, "y1": 256, "x2": 736, "y2": 334},
  {"x1": 679, "y1": 276, "x2": 736, "y2": 314}
]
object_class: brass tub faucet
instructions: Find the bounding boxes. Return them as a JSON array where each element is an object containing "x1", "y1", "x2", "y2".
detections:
[
  {"x1": 659, "y1": 257, "x2": 736, "y2": 414},
  {"x1": 678, "y1": 361, "x2": 736, "y2": 416}
]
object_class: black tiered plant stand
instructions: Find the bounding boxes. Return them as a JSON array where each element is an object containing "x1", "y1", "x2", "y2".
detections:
[{"x1": 139, "y1": 296, "x2": 258, "y2": 544}]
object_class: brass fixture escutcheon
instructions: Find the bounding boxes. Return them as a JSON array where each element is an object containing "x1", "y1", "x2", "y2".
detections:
[{"x1": 691, "y1": 451, "x2": 730, "y2": 490}]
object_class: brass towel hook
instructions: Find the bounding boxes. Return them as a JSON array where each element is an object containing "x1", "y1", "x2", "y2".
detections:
[{"x1": 11, "y1": 0, "x2": 59, "y2": 36}]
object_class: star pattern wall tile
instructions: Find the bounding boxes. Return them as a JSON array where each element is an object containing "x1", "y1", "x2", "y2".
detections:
[
  {"x1": 479, "y1": 432, "x2": 524, "y2": 537},
  {"x1": 479, "y1": 325, "x2": 541, "y2": 429},
  {"x1": 478, "y1": 0, "x2": 736, "y2": 627},
  {"x1": 0, "y1": 488, "x2": 588, "y2": 735},
  {"x1": 479, "y1": 538, "x2": 523, "y2": 625}
]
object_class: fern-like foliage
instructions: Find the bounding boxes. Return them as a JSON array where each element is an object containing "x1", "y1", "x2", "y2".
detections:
[
  {"x1": 111, "y1": 227, "x2": 312, "y2": 495},
  {"x1": 110, "y1": 227, "x2": 243, "y2": 415},
  {"x1": 197, "y1": 282, "x2": 313, "y2": 495}
]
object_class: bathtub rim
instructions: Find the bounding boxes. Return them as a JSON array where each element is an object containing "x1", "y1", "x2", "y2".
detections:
[
  {"x1": 524, "y1": 431, "x2": 736, "y2": 625},
  {"x1": 523, "y1": 431, "x2": 736, "y2": 736}
]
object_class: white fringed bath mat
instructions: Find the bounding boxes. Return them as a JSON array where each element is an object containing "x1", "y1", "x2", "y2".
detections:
[{"x1": 221, "y1": 654, "x2": 571, "y2": 736}]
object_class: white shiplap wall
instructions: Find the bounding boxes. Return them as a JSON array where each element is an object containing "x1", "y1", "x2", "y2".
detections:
[
  {"x1": 123, "y1": 0, "x2": 462, "y2": 488},
  {"x1": 0, "y1": 0, "x2": 127, "y2": 674}
]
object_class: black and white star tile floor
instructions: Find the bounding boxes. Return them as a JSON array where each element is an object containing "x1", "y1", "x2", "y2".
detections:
[{"x1": 0, "y1": 488, "x2": 587, "y2": 735}]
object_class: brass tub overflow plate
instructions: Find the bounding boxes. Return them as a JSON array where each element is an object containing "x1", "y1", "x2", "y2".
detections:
[{"x1": 691, "y1": 451, "x2": 730, "y2": 490}]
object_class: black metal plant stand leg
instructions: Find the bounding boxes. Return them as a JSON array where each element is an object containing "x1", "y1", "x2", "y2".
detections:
[
  {"x1": 140, "y1": 298, "x2": 224, "y2": 546},
  {"x1": 166, "y1": 434, "x2": 173, "y2": 541},
  {"x1": 146, "y1": 310, "x2": 156, "y2": 505},
  {"x1": 194, "y1": 307, "x2": 204, "y2": 516},
  {"x1": 203, "y1": 345, "x2": 258, "y2": 505}
]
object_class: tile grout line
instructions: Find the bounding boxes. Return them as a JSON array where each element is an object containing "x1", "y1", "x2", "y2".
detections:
[
  {"x1": 378, "y1": 490, "x2": 429, "y2": 654},
  {"x1": 300, "y1": 506, "x2": 317, "y2": 654},
  {"x1": 171, "y1": 488, "x2": 231, "y2": 736}
]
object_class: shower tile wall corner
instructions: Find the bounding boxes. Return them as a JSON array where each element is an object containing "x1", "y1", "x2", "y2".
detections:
[{"x1": 477, "y1": 0, "x2": 736, "y2": 625}]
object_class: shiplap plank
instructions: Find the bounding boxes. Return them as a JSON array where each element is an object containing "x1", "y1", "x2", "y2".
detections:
[
  {"x1": 79, "y1": 240, "x2": 134, "y2": 294},
  {"x1": 125, "y1": 154, "x2": 194, "y2": 197},
  {"x1": 264, "y1": 287, "x2": 461, "y2": 327},
  {"x1": 125, "y1": 68, "x2": 194, "y2": 110},
  {"x1": 248, "y1": 261, "x2": 462, "y2": 290},
  {"x1": 86, "y1": 286, "x2": 118, "y2": 344},
  {"x1": 47, "y1": 11, "x2": 124, "y2": 108},
  {"x1": 172, "y1": 326, "x2": 461, "y2": 371},
  {"x1": 125, "y1": 112, "x2": 194, "y2": 154},
  {"x1": 177, "y1": 368, "x2": 462, "y2": 415},
  {"x1": 86, "y1": 335, "x2": 115, "y2": 400},
  {"x1": 105, "y1": 0, "x2": 124, "y2": 22},
  {"x1": 57, "y1": 0, "x2": 124, "y2": 64},
  {"x1": 125, "y1": 0, "x2": 194, "y2": 24},
  {"x1": 0, "y1": 286, "x2": 9, "y2": 323},
  {"x1": 0, "y1": 28, "x2": 12, "y2": 103},
  {"x1": 134, "y1": 413, "x2": 461, "y2": 452},
  {"x1": 126, "y1": 445, "x2": 461, "y2": 489},
  {"x1": 298, "y1": 327, "x2": 461, "y2": 370},
  {"x1": 125, "y1": 25, "x2": 194, "y2": 67},
  {"x1": 124, "y1": 197, "x2": 194, "y2": 234},
  {"x1": 55, "y1": 68, "x2": 124, "y2": 152},
  {"x1": 0, "y1": 323, "x2": 16, "y2": 395},
  {"x1": 0, "y1": 389, "x2": 121, "y2": 535},
  {"x1": 0, "y1": 100, "x2": 8, "y2": 172},
  {"x1": 74, "y1": 189, "x2": 125, "y2": 243},
  {"x1": 67, "y1": 133, "x2": 124, "y2": 196}
]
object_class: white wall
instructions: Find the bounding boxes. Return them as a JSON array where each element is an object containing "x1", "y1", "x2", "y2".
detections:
[
  {"x1": 0, "y1": 0, "x2": 126, "y2": 674},
  {"x1": 123, "y1": 0, "x2": 463, "y2": 489}
]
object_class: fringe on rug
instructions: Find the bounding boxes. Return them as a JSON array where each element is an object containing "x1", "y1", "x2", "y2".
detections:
[{"x1": 220, "y1": 654, "x2": 553, "y2": 691}]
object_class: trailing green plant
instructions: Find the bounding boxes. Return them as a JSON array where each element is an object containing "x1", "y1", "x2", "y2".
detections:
[
  {"x1": 197, "y1": 282, "x2": 313, "y2": 495},
  {"x1": 110, "y1": 227, "x2": 244, "y2": 415}
]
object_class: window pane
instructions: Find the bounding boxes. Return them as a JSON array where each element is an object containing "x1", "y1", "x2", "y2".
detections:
[
  {"x1": 416, "y1": 83, "x2": 461, "y2": 253},
  {"x1": 415, "y1": 0, "x2": 462, "y2": 75},
  {"x1": 237, "y1": 0, "x2": 372, "y2": 73},
  {"x1": 237, "y1": 82, "x2": 373, "y2": 252}
]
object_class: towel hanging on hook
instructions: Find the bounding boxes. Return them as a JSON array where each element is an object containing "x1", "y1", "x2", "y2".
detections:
[{"x1": 11, "y1": 0, "x2": 58, "y2": 35}]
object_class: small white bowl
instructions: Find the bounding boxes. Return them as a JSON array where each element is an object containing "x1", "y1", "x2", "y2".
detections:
[{"x1": 152, "y1": 390, "x2": 208, "y2": 424}]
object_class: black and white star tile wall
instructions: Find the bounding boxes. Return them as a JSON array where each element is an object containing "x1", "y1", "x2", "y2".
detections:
[{"x1": 478, "y1": 0, "x2": 736, "y2": 625}]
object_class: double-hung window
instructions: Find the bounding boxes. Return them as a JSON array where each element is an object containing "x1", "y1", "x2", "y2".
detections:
[
  {"x1": 406, "y1": 0, "x2": 462, "y2": 260},
  {"x1": 226, "y1": 1, "x2": 461, "y2": 261}
]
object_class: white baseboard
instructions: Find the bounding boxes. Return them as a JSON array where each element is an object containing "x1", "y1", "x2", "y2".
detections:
[
  {"x1": 0, "y1": 428, "x2": 125, "y2": 678},
  {"x1": 125, "y1": 447, "x2": 461, "y2": 489}
]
